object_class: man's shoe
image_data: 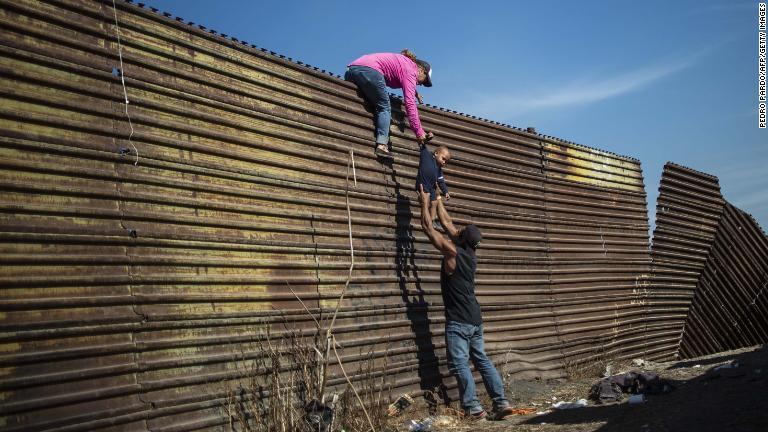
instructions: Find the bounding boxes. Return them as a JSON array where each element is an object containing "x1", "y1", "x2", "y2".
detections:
[
  {"x1": 490, "y1": 405, "x2": 515, "y2": 421},
  {"x1": 467, "y1": 410, "x2": 487, "y2": 421}
]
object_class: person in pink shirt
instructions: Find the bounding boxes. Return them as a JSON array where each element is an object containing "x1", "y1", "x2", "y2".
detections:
[{"x1": 345, "y1": 49, "x2": 435, "y2": 159}]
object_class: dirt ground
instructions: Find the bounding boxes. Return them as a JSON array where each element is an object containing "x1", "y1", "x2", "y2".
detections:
[{"x1": 392, "y1": 345, "x2": 768, "y2": 432}]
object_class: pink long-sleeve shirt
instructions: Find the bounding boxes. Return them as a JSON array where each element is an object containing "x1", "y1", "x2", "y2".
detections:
[{"x1": 348, "y1": 53, "x2": 426, "y2": 138}]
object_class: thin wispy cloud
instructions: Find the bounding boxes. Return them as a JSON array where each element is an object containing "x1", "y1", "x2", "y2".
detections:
[
  {"x1": 518, "y1": 60, "x2": 691, "y2": 108},
  {"x1": 460, "y1": 47, "x2": 716, "y2": 119}
]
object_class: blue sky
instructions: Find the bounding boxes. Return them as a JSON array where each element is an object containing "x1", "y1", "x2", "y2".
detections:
[{"x1": 146, "y1": 0, "x2": 767, "y2": 233}]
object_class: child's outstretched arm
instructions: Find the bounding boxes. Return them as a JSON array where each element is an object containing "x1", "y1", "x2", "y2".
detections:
[{"x1": 437, "y1": 174, "x2": 449, "y2": 200}]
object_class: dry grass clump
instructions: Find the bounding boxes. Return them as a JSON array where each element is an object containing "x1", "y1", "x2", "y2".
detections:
[
  {"x1": 220, "y1": 325, "x2": 402, "y2": 432},
  {"x1": 563, "y1": 344, "x2": 618, "y2": 380},
  {"x1": 220, "y1": 325, "x2": 321, "y2": 432}
]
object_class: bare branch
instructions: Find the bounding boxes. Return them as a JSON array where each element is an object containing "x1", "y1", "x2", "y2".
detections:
[
  {"x1": 333, "y1": 335, "x2": 376, "y2": 432},
  {"x1": 287, "y1": 282, "x2": 320, "y2": 329},
  {"x1": 320, "y1": 149, "x2": 356, "y2": 398}
]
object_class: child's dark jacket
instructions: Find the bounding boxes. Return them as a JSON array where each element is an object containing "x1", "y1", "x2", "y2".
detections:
[{"x1": 416, "y1": 145, "x2": 448, "y2": 201}]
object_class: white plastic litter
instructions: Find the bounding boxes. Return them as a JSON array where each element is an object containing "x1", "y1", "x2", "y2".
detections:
[
  {"x1": 552, "y1": 399, "x2": 588, "y2": 409},
  {"x1": 603, "y1": 364, "x2": 614, "y2": 377},
  {"x1": 714, "y1": 361, "x2": 739, "y2": 371},
  {"x1": 407, "y1": 417, "x2": 433, "y2": 431},
  {"x1": 432, "y1": 416, "x2": 456, "y2": 427}
]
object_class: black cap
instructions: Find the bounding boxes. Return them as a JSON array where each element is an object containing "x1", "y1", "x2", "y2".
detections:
[
  {"x1": 415, "y1": 59, "x2": 433, "y2": 87},
  {"x1": 459, "y1": 224, "x2": 482, "y2": 249}
]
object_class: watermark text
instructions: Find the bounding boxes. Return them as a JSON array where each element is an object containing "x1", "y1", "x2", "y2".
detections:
[{"x1": 759, "y1": 3, "x2": 766, "y2": 127}]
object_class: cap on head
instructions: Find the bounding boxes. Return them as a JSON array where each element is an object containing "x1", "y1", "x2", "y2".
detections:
[
  {"x1": 415, "y1": 59, "x2": 433, "y2": 87},
  {"x1": 460, "y1": 224, "x2": 482, "y2": 250}
]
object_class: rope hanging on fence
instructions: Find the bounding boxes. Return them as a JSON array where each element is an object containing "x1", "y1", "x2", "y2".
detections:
[{"x1": 112, "y1": 0, "x2": 139, "y2": 165}]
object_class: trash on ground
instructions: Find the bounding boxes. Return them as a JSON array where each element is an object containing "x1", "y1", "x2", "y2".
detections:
[
  {"x1": 407, "y1": 417, "x2": 433, "y2": 431},
  {"x1": 603, "y1": 363, "x2": 614, "y2": 377},
  {"x1": 693, "y1": 364, "x2": 702, "y2": 368},
  {"x1": 552, "y1": 398, "x2": 588, "y2": 409},
  {"x1": 387, "y1": 393, "x2": 414, "y2": 417},
  {"x1": 432, "y1": 415, "x2": 457, "y2": 427},
  {"x1": 628, "y1": 394, "x2": 647, "y2": 404},
  {"x1": 509, "y1": 407, "x2": 538, "y2": 415},
  {"x1": 304, "y1": 399, "x2": 333, "y2": 432},
  {"x1": 590, "y1": 371, "x2": 674, "y2": 404},
  {"x1": 590, "y1": 376, "x2": 624, "y2": 404},
  {"x1": 713, "y1": 360, "x2": 739, "y2": 371}
]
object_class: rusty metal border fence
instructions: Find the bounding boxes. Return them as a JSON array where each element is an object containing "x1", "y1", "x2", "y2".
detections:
[
  {"x1": 647, "y1": 163, "x2": 725, "y2": 360},
  {"x1": 649, "y1": 162, "x2": 768, "y2": 360},
  {"x1": 1, "y1": 0, "x2": 652, "y2": 430},
  {"x1": 675, "y1": 203, "x2": 768, "y2": 357},
  {"x1": 678, "y1": 202, "x2": 768, "y2": 357}
]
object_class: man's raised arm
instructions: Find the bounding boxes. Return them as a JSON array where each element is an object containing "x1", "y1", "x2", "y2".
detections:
[
  {"x1": 436, "y1": 197, "x2": 460, "y2": 240},
  {"x1": 419, "y1": 186, "x2": 457, "y2": 270}
]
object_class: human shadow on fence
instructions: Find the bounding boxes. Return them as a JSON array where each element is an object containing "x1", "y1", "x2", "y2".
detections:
[{"x1": 383, "y1": 154, "x2": 446, "y2": 402}]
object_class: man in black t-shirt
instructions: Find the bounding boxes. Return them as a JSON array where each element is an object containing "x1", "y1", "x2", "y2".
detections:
[{"x1": 418, "y1": 185, "x2": 513, "y2": 421}]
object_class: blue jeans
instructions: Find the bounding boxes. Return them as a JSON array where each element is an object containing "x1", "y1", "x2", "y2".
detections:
[
  {"x1": 445, "y1": 320, "x2": 509, "y2": 414},
  {"x1": 344, "y1": 65, "x2": 391, "y2": 145}
]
